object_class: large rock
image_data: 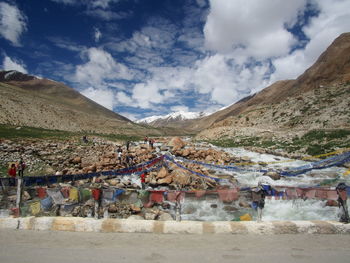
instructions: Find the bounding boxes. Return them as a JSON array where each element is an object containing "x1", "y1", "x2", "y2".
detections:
[
  {"x1": 171, "y1": 169, "x2": 191, "y2": 187},
  {"x1": 144, "y1": 212, "x2": 157, "y2": 220},
  {"x1": 71, "y1": 156, "x2": 82, "y2": 164},
  {"x1": 264, "y1": 171, "x2": 281, "y2": 180},
  {"x1": 156, "y1": 167, "x2": 169, "y2": 179},
  {"x1": 168, "y1": 137, "x2": 186, "y2": 151},
  {"x1": 157, "y1": 175, "x2": 173, "y2": 185}
]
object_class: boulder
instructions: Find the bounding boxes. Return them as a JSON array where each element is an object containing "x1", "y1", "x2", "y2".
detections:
[
  {"x1": 156, "y1": 167, "x2": 169, "y2": 179},
  {"x1": 205, "y1": 155, "x2": 214, "y2": 162},
  {"x1": 71, "y1": 156, "x2": 82, "y2": 164},
  {"x1": 157, "y1": 175, "x2": 173, "y2": 185},
  {"x1": 168, "y1": 137, "x2": 185, "y2": 151},
  {"x1": 325, "y1": 200, "x2": 338, "y2": 207},
  {"x1": 239, "y1": 200, "x2": 251, "y2": 208},
  {"x1": 130, "y1": 204, "x2": 142, "y2": 213},
  {"x1": 264, "y1": 171, "x2": 281, "y2": 180},
  {"x1": 144, "y1": 212, "x2": 157, "y2": 220},
  {"x1": 171, "y1": 169, "x2": 191, "y2": 187},
  {"x1": 108, "y1": 204, "x2": 118, "y2": 213},
  {"x1": 343, "y1": 162, "x2": 350, "y2": 168},
  {"x1": 182, "y1": 148, "x2": 191, "y2": 157}
]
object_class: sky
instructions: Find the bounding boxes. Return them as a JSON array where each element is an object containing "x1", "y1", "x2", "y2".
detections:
[{"x1": 1, "y1": 0, "x2": 350, "y2": 121}]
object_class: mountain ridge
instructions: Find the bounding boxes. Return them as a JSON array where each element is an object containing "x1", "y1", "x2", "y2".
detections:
[{"x1": 0, "y1": 70, "x2": 161, "y2": 136}]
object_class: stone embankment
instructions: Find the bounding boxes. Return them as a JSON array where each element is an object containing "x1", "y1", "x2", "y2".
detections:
[{"x1": 0, "y1": 217, "x2": 349, "y2": 234}]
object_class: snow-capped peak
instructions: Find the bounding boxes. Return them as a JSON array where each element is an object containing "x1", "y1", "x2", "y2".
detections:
[{"x1": 137, "y1": 110, "x2": 209, "y2": 124}]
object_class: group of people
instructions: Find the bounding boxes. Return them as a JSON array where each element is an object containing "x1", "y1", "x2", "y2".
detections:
[
  {"x1": 115, "y1": 145, "x2": 137, "y2": 168},
  {"x1": 7, "y1": 159, "x2": 26, "y2": 178},
  {"x1": 144, "y1": 136, "x2": 155, "y2": 149},
  {"x1": 252, "y1": 182, "x2": 349, "y2": 223}
]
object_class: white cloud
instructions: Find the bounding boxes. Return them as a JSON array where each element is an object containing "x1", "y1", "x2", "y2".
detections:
[
  {"x1": 48, "y1": 36, "x2": 86, "y2": 52},
  {"x1": 118, "y1": 112, "x2": 138, "y2": 121},
  {"x1": 131, "y1": 82, "x2": 167, "y2": 109},
  {"x1": 75, "y1": 47, "x2": 133, "y2": 88},
  {"x1": 116, "y1": 91, "x2": 133, "y2": 105},
  {"x1": 51, "y1": 0, "x2": 131, "y2": 20},
  {"x1": 51, "y1": 0, "x2": 120, "y2": 8},
  {"x1": 2, "y1": 55, "x2": 28, "y2": 73},
  {"x1": 171, "y1": 105, "x2": 189, "y2": 112},
  {"x1": 0, "y1": 2, "x2": 27, "y2": 46},
  {"x1": 204, "y1": 0, "x2": 306, "y2": 58},
  {"x1": 80, "y1": 86, "x2": 115, "y2": 110},
  {"x1": 193, "y1": 54, "x2": 270, "y2": 104}
]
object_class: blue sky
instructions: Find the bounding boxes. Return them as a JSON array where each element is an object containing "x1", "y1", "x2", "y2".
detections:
[{"x1": 1, "y1": 0, "x2": 350, "y2": 120}]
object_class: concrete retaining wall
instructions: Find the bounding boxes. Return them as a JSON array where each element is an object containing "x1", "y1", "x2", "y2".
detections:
[{"x1": 1, "y1": 217, "x2": 350, "y2": 234}]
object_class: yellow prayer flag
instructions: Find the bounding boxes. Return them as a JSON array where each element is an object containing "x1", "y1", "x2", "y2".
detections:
[
  {"x1": 30, "y1": 201, "x2": 41, "y2": 215},
  {"x1": 69, "y1": 187, "x2": 79, "y2": 201}
]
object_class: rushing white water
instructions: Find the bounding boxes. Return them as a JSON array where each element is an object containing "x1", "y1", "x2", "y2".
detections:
[{"x1": 180, "y1": 146, "x2": 350, "y2": 221}]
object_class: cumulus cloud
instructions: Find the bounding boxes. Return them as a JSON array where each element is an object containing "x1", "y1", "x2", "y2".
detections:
[
  {"x1": 171, "y1": 105, "x2": 189, "y2": 112},
  {"x1": 2, "y1": 55, "x2": 28, "y2": 73},
  {"x1": 204, "y1": 0, "x2": 306, "y2": 58},
  {"x1": 74, "y1": 48, "x2": 134, "y2": 110},
  {"x1": 0, "y1": 2, "x2": 27, "y2": 46},
  {"x1": 80, "y1": 86, "x2": 115, "y2": 110},
  {"x1": 75, "y1": 47, "x2": 133, "y2": 88}
]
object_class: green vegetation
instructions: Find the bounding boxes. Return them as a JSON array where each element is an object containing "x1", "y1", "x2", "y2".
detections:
[
  {"x1": 209, "y1": 129, "x2": 350, "y2": 156},
  {"x1": 0, "y1": 124, "x2": 141, "y2": 142}
]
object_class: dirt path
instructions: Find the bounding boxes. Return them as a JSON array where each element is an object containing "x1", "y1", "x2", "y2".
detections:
[{"x1": 1, "y1": 229, "x2": 350, "y2": 263}]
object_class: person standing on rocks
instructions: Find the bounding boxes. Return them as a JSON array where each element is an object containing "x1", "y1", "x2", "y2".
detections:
[
  {"x1": 251, "y1": 182, "x2": 267, "y2": 222},
  {"x1": 126, "y1": 141, "x2": 130, "y2": 151},
  {"x1": 140, "y1": 172, "x2": 147, "y2": 189},
  {"x1": 17, "y1": 159, "x2": 26, "y2": 178},
  {"x1": 116, "y1": 146, "x2": 123, "y2": 164},
  {"x1": 8, "y1": 163, "x2": 17, "y2": 178},
  {"x1": 336, "y1": 183, "x2": 349, "y2": 223},
  {"x1": 149, "y1": 138, "x2": 155, "y2": 149}
]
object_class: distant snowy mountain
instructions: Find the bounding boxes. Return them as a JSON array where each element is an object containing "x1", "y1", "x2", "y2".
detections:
[{"x1": 137, "y1": 111, "x2": 209, "y2": 125}]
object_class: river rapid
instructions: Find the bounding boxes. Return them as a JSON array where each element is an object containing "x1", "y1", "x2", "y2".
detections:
[{"x1": 180, "y1": 145, "x2": 349, "y2": 221}]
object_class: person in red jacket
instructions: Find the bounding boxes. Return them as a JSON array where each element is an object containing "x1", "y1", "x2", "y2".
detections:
[
  {"x1": 8, "y1": 163, "x2": 16, "y2": 178},
  {"x1": 140, "y1": 172, "x2": 146, "y2": 189}
]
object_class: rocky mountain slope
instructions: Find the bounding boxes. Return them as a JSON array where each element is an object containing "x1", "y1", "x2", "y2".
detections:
[
  {"x1": 195, "y1": 33, "x2": 350, "y2": 141},
  {"x1": 0, "y1": 71, "x2": 160, "y2": 136}
]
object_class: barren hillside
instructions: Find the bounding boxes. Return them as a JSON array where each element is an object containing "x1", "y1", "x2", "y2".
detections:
[{"x1": 0, "y1": 71, "x2": 161, "y2": 136}]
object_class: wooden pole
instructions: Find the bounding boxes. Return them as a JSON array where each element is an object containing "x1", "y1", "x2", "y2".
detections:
[{"x1": 15, "y1": 177, "x2": 22, "y2": 217}]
